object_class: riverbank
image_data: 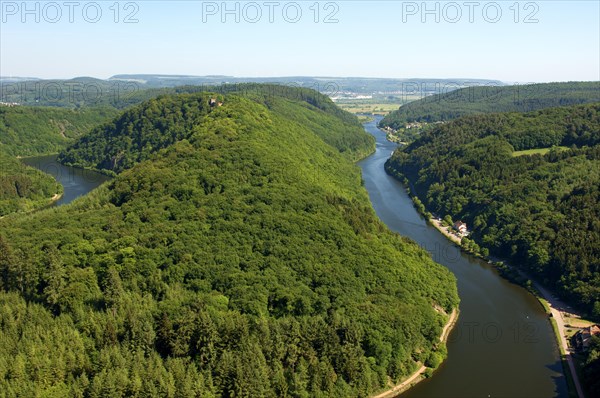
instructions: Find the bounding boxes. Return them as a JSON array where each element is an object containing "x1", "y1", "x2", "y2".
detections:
[
  {"x1": 425, "y1": 209, "x2": 587, "y2": 398},
  {"x1": 360, "y1": 117, "x2": 569, "y2": 396},
  {"x1": 50, "y1": 193, "x2": 62, "y2": 203},
  {"x1": 371, "y1": 308, "x2": 458, "y2": 398},
  {"x1": 0, "y1": 191, "x2": 64, "y2": 220},
  {"x1": 533, "y1": 281, "x2": 586, "y2": 398},
  {"x1": 429, "y1": 218, "x2": 462, "y2": 245},
  {"x1": 387, "y1": 164, "x2": 585, "y2": 397}
]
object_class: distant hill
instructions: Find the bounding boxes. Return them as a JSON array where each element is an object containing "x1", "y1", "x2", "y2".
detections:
[
  {"x1": 110, "y1": 74, "x2": 504, "y2": 92},
  {"x1": 380, "y1": 81, "x2": 600, "y2": 130},
  {"x1": 0, "y1": 77, "x2": 162, "y2": 109},
  {"x1": 1, "y1": 75, "x2": 504, "y2": 108},
  {"x1": 0, "y1": 76, "x2": 41, "y2": 83},
  {"x1": 386, "y1": 103, "x2": 600, "y2": 317},
  {"x1": 0, "y1": 85, "x2": 458, "y2": 397}
]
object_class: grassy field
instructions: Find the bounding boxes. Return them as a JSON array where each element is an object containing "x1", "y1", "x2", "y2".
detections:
[
  {"x1": 512, "y1": 146, "x2": 569, "y2": 157},
  {"x1": 357, "y1": 115, "x2": 375, "y2": 123},
  {"x1": 564, "y1": 316, "x2": 595, "y2": 329},
  {"x1": 337, "y1": 102, "x2": 402, "y2": 115},
  {"x1": 333, "y1": 94, "x2": 429, "y2": 116}
]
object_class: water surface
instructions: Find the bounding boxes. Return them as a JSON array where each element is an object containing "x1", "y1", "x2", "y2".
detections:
[
  {"x1": 358, "y1": 117, "x2": 567, "y2": 398},
  {"x1": 21, "y1": 154, "x2": 110, "y2": 207}
]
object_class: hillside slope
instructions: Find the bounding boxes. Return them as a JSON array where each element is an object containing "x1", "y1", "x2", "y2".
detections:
[
  {"x1": 0, "y1": 90, "x2": 458, "y2": 397},
  {"x1": 380, "y1": 81, "x2": 600, "y2": 130},
  {"x1": 0, "y1": 105, "x2": 117, "y2": 216},
  {"x1": 0, "y1": 151, "x2": 62, "y2": 216},
  {"x1": 386, "y1": 103, "x2": 600, "y2": 315},
  {"x1": 0, "y1": 105, "x2": 118, "y2": 156},
  {"x1": 59, "y1": 85, "x2": 374, "y2": 174}
]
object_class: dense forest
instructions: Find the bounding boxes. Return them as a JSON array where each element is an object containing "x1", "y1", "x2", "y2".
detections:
[
  {"x1": 380, "y1": 82, "x2": 600, "y2": 130},
  {"x1": 386, "y1": 103, "x2": 600, "y2": 317},
  {"x1": 0, "y1": 88, "x2": 458, "y2": 397},
  {"x1": 0, "y1": 151, "x2": 62, "y2": 216},
  {"x1": 59, "y1": 85, "x2": 374, "y2": 175},
  {"x1": 0, "y1": 105, "x2": 118, "y2": 156}
]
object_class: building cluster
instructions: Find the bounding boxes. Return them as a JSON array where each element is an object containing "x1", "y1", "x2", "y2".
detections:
[{"x1": 405, "y1": 122, "x2": 424, "y2": 129}]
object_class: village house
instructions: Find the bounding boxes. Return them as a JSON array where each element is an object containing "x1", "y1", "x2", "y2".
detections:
[
  {"x1": 405, "y1": 122, "x2": 423, "y2": 129},
  {"x1": 575, "y1": 324, "x2": 600, "y2": 351},
  {"x1": 453, "y1": 221, "x2": 468, "y2": 236}
]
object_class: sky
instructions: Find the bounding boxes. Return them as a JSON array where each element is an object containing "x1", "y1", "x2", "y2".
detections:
[{"x1": 1, "y1": 0, "x2": 599, "y2": 82}]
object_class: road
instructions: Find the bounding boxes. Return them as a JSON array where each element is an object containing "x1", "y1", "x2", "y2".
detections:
[{"x1": 533, "y1": 281, "x2": 585, "y2": 398}]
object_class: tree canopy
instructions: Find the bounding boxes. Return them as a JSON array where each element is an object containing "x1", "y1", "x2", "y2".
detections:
[
  {"x1": 59, "y1": 85, "x2": 374, "y2": 175},
  {"x1": 386, "y1": 103, "x2": 600, "y2": 316},
  {"x1": 0, "y1": 87, "x2": 458, "y2": 397}
]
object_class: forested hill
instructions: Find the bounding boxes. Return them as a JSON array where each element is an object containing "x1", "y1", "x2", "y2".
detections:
[
  {"x1": 0, "y1": 105, "x2": 118, "y2": 156},
  {"x1": 59, "y1": 85, "x2": 374, "y2": 174},
  {"x1": 0, "y1": 151, "x2": 62, "y2": 216},
  {"x1": 0, "y1": 105, "x2": 117, "y2": 216},
  {"x1": 0, "y1": 88, "x2": 458, "y2": 397},
  {"x1": 386, "y1": 103, "x2": 600, "y2": 316},
  {"x1": 380, "y1": 81, "x2": 600, "y2": 130}
]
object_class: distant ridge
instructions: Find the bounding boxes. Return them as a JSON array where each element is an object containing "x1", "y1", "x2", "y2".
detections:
[
  {"x1": 1, "y1": 75, "x2": 506, "y2": 108},
  {"x1": 0, "y1": 76, "x2": 41, "y2": 82},
  {"x1": 380, "y1": 81, "x2": 600, "y2": 129},
  {"x1": 3, "y1": 74, "x2": 505, "y2": 93}
]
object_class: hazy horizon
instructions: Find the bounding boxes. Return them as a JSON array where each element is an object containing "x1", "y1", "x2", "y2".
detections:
[
  {"x1": 1, "y1": 1, "x2": 598, "y2": 83},
  {"x1": 0, "y1": 74, "x2": 596, "y2": 86}
]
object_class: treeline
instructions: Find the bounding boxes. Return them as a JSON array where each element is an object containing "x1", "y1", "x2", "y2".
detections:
[
  {"x1": 0, "y1": 88, "x2": 458, "y2": 397},
  {"x1": 0, "y1": 77, "x2": 164, "y2": 109},
  {"x1": 0, "y1": 152, "x2": 62, "y2": 216},
  {"x1": 385, "y1": 103, "x2": 600, "y2": 317},
  {"x1": 380, "y1": 82, "x2": 600, "y2": 130}
]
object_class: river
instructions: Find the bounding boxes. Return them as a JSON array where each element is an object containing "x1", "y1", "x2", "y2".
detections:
[
  {"x1": 21, "y1": 154, "x2": 110, "y2": 207},
  {"x1": 358, "y1": 117, "x2": 568, "y2": 398}
]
